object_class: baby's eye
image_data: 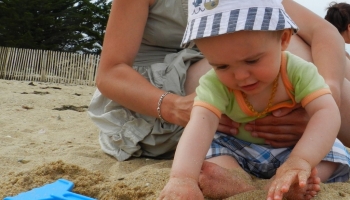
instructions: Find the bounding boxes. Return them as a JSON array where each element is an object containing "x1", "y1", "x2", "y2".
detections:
[
  {"x1": 215, "y1": 65, "x2": 228, "y2": 70},
  {"x1": 245, "y1": 59, "x2": 259, "y2": 64}
]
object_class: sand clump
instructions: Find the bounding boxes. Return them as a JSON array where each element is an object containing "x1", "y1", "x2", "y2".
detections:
[
  {"x1": 0, "y1": 160, "x2": 168, "y2": 200},
  {"x1": 0, "y1": 160, "x2": 107, "y2": 198}
]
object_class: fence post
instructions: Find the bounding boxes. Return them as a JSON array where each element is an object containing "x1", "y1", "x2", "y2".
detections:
[
  {"x1": 40, "y1": 50, "x2": 48, "y2": 82},
  {"x1": 87, "y1": 54, "x2": 94, "y2": 86},
  {"x1": 3, "y1": 47, "x2": 12, "y2": 79},
  {"x1": 0, "y1": 47, "x2": 3, "y2": 78}
]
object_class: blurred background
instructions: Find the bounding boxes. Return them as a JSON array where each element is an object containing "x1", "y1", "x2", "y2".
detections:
[{"x1": 294, "y1": 0, "x2": 350, "y2": 53}]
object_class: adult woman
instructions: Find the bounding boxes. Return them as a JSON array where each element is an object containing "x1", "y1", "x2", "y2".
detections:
[
  {"x1": 325, "y1": 2, "x2": 350, "y2": 59},
  {"x1": 88, "y1": 0, "x2": 349, "y2": 161}
]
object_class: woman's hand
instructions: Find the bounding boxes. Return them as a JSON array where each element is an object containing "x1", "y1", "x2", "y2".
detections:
[
  {"x1": 217, "y1": 114, "x2": 240, "y2": 136},
  {"x1": 173, "y1": 94, "x2": 309, "y2": 149},
  {"x1": 169, "y1": 93, "x2": 241, "y2": 130},
  {"x1": 215, "y1": 105, "x2": 308, "y2": 147},
  {"x1": 169, "y1": 93, "x2": 196, "y2": 127},
  {"x1": 245, "y1": 105, "x2": 309, "y2": 148}
]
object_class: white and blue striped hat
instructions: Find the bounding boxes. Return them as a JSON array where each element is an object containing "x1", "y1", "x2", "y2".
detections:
[{"x1": 181, "y1": 0, "x2": 298, "y2": 48}]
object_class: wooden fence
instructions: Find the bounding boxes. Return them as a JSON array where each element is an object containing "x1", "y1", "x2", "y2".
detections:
[{"x1": 0, "y1": 46, "x2": 100, "y2": 86}]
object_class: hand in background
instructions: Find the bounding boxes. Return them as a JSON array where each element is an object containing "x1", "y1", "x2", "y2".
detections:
[
  {"x1": 169, "y1": 93, "x2": 196, "y2": 127},
  {"x1": 217, "y1": 114, "x2": 240, "y2": 136},
  {"x1": 245, "y1": 105, "x2": 309, "y2": 148}
]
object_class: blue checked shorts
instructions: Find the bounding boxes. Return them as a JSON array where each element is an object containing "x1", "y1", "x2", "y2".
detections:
[{"x1": 206, "y1": 132, "x2": 350, "y2": 183}]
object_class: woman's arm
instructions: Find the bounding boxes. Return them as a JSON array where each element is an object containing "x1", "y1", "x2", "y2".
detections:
[
  {"x1": 96, "y1": 0, "x2": 192, "y2": 127},
  {"x1": 96, "y1": 0, "x2": 161, "y2": 116},
  {"x1": 283, "y1": 0, "x2": 346, "y2": 105}
]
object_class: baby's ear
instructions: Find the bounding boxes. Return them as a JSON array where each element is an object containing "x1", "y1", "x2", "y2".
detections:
[{"x1": 281, "y1": 29, "x2": 293, "y2": 51}]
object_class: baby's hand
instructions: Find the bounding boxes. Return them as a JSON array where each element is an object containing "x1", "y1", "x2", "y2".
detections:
[
  {"x1": 267, "y1": 156, "x2": 312, "y2": 200},
  {"x1": 158, "y1": 177, "x2": 204, "y2": 200}
]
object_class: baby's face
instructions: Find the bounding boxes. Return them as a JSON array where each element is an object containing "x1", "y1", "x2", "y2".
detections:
[{"x1": 195, "y1": 30, "x2": 288, "y2": 96}]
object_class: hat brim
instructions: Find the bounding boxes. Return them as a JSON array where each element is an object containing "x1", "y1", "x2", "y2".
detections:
[{"x1": 181, "y1": 7, "x2": 298, "y2": 48}]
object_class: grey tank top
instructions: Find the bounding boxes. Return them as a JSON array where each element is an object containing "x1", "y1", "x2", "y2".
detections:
[{"x1": 134, "y1": 0, "x2": 189, "y2": 66}]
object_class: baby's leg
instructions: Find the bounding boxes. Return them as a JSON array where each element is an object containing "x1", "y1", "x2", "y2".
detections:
[
  {"x1": 316, "y1": 161, "x2": 340, "y2": 182},
  {"x1": 199, "y1": 155, "x2": 256, "y2": 199}
]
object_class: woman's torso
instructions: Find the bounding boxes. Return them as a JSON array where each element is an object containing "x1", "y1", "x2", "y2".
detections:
[{"x1": 134, "y1": 0, "x2": 189, "y2": 65}]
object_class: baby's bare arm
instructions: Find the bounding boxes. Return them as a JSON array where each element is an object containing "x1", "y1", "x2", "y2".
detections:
[
  {"x1": 290, "y1": 94, "x2": 340, "y2": 167},
  {"x1": 160, "y1": 106, "x2": 219, "y2": 198},
  {"x1": 267, "y1": 94, "x2": 340, "y2": 200}
]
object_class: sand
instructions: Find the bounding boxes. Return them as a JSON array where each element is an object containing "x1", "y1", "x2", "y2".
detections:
[{"x1": 0, "y1": 79, "x2": 350, "y2": 200}]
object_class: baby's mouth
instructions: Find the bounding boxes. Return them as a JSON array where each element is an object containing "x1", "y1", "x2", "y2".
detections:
[{"x1": 240, "y1": 82, "x2": 259, "y2": 91}]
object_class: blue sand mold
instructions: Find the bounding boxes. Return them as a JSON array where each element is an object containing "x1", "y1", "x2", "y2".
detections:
[{"x1": 4, "y1": 179, "x2": 96, "y2": 200}]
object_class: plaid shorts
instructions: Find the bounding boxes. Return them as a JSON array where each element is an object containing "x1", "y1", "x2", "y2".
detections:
[{"x1": 206, "y1": 132, "x2": 350, "y2": 182}]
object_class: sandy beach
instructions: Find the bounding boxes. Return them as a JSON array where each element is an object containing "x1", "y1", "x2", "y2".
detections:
[{"x1": 0, "y1": 79, "x2": 349, "y2": 200}]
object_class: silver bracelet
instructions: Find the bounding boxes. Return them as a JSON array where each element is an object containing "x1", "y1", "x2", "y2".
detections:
[{"x1": 157, "y1": 91, "x2": 171, "y2": 124}]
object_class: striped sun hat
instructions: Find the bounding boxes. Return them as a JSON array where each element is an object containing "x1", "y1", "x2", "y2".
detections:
[{"x1": 181, "y1": 0, "x2": 298, "y2": 48}]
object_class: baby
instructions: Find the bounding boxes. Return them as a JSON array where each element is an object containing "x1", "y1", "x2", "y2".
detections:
[{"x1": 159, "y1": 0, "x2": 350, "y2": 200}]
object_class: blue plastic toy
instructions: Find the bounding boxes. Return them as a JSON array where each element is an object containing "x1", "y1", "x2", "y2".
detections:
[{"x1": 4, "y1": 179, "x2": 96, "y2": 200}]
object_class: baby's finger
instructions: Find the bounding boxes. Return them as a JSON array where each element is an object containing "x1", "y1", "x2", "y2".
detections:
[
  {"x1": 276, "y1": 179, "x2": 292, "y2": 195},
  {"x1": 267, "y1": 180, "x2": 279, "y2": 200},
  {"x1": 267, "y1": 181, "x2": 285, "y2": 200},
  {"x1": 273, "y1": 187, "x2": 284, "y2": 200},
  {"x1": 269, "y1": 173, "x2": 300, "y2": 200},
  {"x1": 297, "y1": 171, "x2": 310, "y2": 188},
  {"x1": 267, "y1": 186, "x2": 283, "y2": 200}
]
